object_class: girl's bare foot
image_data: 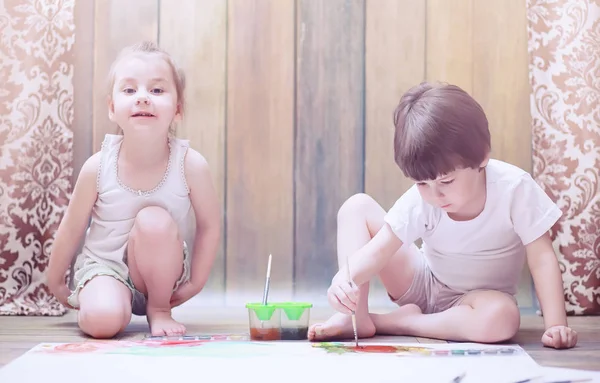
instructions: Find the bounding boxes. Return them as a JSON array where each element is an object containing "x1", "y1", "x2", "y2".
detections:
[
  {"x1": 308, "y1": 312, "x2": 376, "y2": 342},
  {"x1": 147, "y1": 308, "x2": 186, "y2": 336}
]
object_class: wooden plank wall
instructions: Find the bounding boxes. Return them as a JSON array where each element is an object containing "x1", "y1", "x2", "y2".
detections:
[
  {"x1": 226, "y1": 0, "x2": 295, "y2": 303},
  {"x1": 74, "y1": 0, "x2": 533, "y2": 307},
  {"x1": 295, "y1": 0, "x2": 365, "y2": 299}
]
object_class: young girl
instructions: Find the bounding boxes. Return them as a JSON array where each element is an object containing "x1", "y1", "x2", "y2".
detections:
[
  {"x1": 309, "y1": 82, "x2": 578, "y2": 350},
  {"x1": 47, "y1": 41, "x2": 221, "y2": 338}
]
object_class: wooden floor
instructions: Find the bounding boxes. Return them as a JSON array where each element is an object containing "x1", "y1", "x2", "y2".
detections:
[{"x1": 1, "y1": 304, "x2": 599, "y2": 371}]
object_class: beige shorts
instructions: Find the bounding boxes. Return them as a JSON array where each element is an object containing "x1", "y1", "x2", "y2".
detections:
[
  {"x1": 389, "y1": 246, "x2": 517, "y2": 313},
  {"x1": 388, "y1": 245, "x2": 466, "y2": 314},
  {"x1": 68, "y1": 242, "x2": 191, "y2": 316}
]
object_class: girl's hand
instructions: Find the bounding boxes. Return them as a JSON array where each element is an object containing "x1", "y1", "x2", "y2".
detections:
[
  {"x1": 170, "y1": 281, "x2": 201, "y2": 308},
  {"x1": 49, "y1": 283, "x2": 73, "y2": 309},
  {"x1": 327, "y1": 271, "x2": 360, "y2": 314},
  {"x1": 542, "y1": 325, "x2": 578, "y2": 349}
]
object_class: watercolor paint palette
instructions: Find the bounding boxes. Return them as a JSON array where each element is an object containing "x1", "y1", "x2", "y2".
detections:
[{"x1": 143, "y1": 334, "x2": 249, "y2": 342}]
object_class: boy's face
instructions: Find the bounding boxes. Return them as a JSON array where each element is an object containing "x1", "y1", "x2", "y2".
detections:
[
  {"x1": 415, "y1": 162, "x2": 487, "y2": 220},
  {"x1": 108, "y1": 54, "x2": 180, "y2": 136}
]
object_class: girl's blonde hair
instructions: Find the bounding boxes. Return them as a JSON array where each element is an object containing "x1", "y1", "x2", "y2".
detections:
[{"x1": 107, "y1": 41, "x2": 186, "y2": 135}]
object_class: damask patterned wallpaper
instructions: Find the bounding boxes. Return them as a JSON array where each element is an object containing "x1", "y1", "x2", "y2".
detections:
[
  {"x1": 527, "y1": 0, "x2": 600, "y2": 315},
  {"x1": 0, "y1": 0, "x2": 74, "y2": 315}
]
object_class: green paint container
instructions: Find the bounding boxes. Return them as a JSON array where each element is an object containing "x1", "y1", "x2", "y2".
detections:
[
  {"x1": 245, "y1": 303, "x2": 280, "y2": 341},
  {"x1": 276, "y1": 302, "x2": 312, "y2": 340},
  {"x1": 245, "y1": 301, "x2": 313, "y2": 341}
]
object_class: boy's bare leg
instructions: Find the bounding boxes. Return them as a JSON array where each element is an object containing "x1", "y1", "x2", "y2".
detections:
[
  {"x1": 371, "y1": 290, "x2": 520, "y2": 343},
  {"x1": 78, "y1": 276, "x2": 132, "y2": 338},
  {"x1": 308, "y1": 193, "x2": 419, "y2": 341},
  {"x1": 127, "y1": 206, "x2": 186, "y2": 336}
]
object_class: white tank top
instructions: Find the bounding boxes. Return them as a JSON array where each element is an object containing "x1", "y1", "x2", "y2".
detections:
[{"x1": 80, "y1": 134, "x2": 194, "y2": 278}]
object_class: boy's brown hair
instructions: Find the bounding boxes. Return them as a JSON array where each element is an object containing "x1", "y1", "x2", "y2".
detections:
[{"x1": 393, "y1": 82, "x2": 491, "y2": 181}]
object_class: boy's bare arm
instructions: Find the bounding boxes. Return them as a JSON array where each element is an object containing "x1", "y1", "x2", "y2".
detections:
[
  {"x1": 525, "y1": 232, "x2": 568, "y2": 328},
  {"x1": 47, "y1": 153, "x2": 99, "y2": 289},
  {"x1": 185, "y1": 149, "x2": 221, "y2": 291},
  {"x1": 526, "y1": 232, "x2": 577, "y2": 349},
  {"x1": 348, "y1": 223, "x2": 404, "y2": 285}
]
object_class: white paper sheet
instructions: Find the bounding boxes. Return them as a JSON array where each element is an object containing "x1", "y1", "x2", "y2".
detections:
[
  {"x1": 0, "y1": 340, "x2": 591, "y2": 383},
  {"x1": 537, "y1": 367, "x2": 600, "y2": 382}
]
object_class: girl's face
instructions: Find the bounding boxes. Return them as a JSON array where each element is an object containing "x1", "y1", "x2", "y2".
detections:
[{"x1": 108, "y1": 54, "x2": 181, "y2": 137}]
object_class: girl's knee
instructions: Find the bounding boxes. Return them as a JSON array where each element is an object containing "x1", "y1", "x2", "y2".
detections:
[
  {"x1": 338, "y1": 193, "x2": 378, "y2": 221},
  {"x1": 132, "y1": 206, "x2": 178, "y2": 241},
  {"x1": 78, "y1": 304, "x2": 131, "y2": 339}
]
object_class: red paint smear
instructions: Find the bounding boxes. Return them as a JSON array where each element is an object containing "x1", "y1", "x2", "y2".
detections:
[
  {"x1": 54, "y1": 343, "x2": 100, "y2": 353},
  {"x1": 348, "y1": 345, "x2": 397, "y2": 353},
  {"x1": 142, "y1": 340, "x2": 208, "y2": 347}
]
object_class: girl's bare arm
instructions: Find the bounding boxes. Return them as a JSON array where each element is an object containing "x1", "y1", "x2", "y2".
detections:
[
  {"x1": 47, "y1": 153, "x2": 99, "y2": 289},
  {"x1": 184, "y1": 149, "x2": 221, "y2": 291}
]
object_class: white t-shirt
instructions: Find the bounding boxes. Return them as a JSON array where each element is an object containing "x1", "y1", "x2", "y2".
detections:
[{"x1": 383, "y1": 159, "x2": 562, "y2": 295}]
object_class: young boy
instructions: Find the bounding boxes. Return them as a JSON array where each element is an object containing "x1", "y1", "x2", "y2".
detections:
[{"x1": 308, "y1": 82, "x2": 577, "y2": 349}]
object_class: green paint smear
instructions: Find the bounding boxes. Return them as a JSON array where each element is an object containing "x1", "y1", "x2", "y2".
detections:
[{"x1": 313, "y1": 343, "x2": 349, "y2": 355}]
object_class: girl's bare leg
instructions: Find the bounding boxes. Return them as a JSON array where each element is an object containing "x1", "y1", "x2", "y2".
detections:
[
  {"x1": 78, "y1": 276, "x2": 132, "y2": 339},
  {"x1": 127, "y1": 206, "x2": 185, "y2": 336},
  {"x1": 308, "y1": 193, "x2": 420, "y2": 341}
]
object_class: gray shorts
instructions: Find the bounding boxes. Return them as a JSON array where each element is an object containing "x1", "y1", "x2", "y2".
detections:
[{"x1": 68, "y1": 242, "x2": 191, "y2": 316}]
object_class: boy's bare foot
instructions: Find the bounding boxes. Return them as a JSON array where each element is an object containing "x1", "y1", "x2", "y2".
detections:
[
  {"x1": 147, "y1": 308, "x2": 186, "y2": 336},
  {"x1": 371, "y1": 303, "x2": 423, "y2": 335},
  {"x1": 308, "y1": 312, "x2": 376, "y2": 342}
]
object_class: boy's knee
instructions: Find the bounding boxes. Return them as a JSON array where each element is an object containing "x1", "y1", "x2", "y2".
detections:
[
  {"x1": 338, "y1": 193, "x2": 377, "y2": 221},
  {"x1": 132, "y1": 206, "x2": 178, "y2": 241},
  {"x1": 79, "y1": 304, "x2": 131, "y2": 339},
  {"x1": 475, "y1": 297, "x2": 520, "y2": 343}
]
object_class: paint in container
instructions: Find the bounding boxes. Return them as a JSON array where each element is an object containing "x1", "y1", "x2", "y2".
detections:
[{"x1": 277, "y1": 302, "x2": 312, "y2": 340}]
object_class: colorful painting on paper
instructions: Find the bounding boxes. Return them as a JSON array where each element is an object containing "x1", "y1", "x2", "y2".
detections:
[
  {"x1": 32, "y1": 338, "x2": 524, "y2": 358},
  {"x1": 35, "y1": 340, "x2": 273, "y2": 358}
]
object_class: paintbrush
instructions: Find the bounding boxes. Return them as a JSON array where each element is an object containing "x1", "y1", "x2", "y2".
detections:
[
  {"x1": 259, "y1": 254, "x2": 272, "y2": 329},
  {"x1": 262, "y1": 254, "x2": 272, "y2": 305},
  {"x1": 512, "y1": 377, "x2": 591, "y2": 383},
  {"x1": 345, "y1": 255, "x2": 358, "y2": 348},
  {"x1": 511, "y1": 376, "x2": 542, "y2": 383},
  {"x1": 450, "y1": 372, "x2": 466, "y2": 383}
]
